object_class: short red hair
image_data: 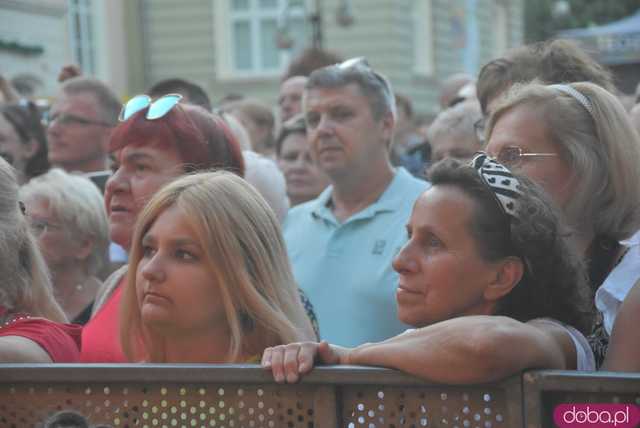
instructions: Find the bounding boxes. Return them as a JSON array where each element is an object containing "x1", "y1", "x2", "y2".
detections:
[{"x1": 109, "y1": 103, "x2": 244, "y2": 176}]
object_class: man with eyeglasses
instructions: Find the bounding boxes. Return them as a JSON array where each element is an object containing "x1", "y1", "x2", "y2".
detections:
[
  {"x1": 45, "y1": 77, "x2": 120, "y2": 181},
  {"x1": 283, "y1": 58, "x2": 429, "y2": 347}
]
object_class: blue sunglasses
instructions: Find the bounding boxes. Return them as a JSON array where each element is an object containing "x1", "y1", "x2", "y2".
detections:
[{"x1": 118, "y1": 93, "x2": 183, "y2": 122}]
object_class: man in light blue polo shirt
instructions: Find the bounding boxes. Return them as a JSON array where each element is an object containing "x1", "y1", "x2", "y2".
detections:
[{"x1": 284, "y1": 58, "x2": 429, "y2": 347}]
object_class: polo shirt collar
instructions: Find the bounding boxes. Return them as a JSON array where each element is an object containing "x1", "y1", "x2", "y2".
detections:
[{"x1": 310, "y1": 167, "x2": 415, "y2": 224}]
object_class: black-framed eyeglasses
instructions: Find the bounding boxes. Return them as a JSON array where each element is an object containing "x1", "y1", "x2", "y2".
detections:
[
  {"x1": 42, "y1": 111, "x2": 112, "y2": 128},
  {"x1": 495, "y1": 146, "x2": 558, "y2": 168}
]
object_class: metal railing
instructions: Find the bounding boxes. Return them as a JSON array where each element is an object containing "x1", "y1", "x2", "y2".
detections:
[{"x1": 0, "y1": 365, "x2": 638, "y2": 427}]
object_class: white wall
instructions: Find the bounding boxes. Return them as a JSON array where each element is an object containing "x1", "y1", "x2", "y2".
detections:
[
  {"x1": 93, "y1": 0, "x2": 129, "y2": 97},
  {"x1": 0, "y1": 0, "x2": 69, "y2": 98}
]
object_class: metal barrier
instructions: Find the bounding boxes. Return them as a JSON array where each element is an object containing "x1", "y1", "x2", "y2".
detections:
[
  {"x1": 0, "y1": 364, "x2": 522, "y2": 428},
  {"x1": 522, "y1": 370, "x2": 640, "y2": 428}
]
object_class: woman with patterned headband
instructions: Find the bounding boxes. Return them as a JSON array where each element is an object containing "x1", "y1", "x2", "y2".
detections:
[
  {"x1": 484, "y1": 82, "x2": 640, "y2": 370},
  {"x1": 262, "y1": 155, "x2": 594, "y2": 383}
]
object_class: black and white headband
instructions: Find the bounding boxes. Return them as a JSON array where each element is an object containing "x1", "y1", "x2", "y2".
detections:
[
  {"x1": 548, "y1": 84, "x2": 595, "y2": 118},
  {"x1": 470, "y1": 153, "x2": 523, "y2": 218}
]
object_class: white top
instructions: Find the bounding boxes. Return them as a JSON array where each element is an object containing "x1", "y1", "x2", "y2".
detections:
[{"x1": 595, "y1": 230, "x2": 640, "y2": 335}]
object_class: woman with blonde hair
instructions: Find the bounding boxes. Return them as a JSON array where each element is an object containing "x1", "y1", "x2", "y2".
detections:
[
  {"x1": 485, "y1": 81, "x2": 640, "y2": 368},
  {"x1": 0, "y1": 157, "x2": 81, "y2": 362},
  {"x1": 121, "y1": 171, "x2": 315, "y2": 362}
]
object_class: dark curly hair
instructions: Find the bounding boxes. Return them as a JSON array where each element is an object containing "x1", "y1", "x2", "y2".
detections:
[{"x1": 428, "y1": 158, "x2": 593, "y2": 334}]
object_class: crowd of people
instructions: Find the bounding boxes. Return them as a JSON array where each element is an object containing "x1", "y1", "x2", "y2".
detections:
[{"x1": 1, "y1": 39, "x2": 639, "y2": 390}]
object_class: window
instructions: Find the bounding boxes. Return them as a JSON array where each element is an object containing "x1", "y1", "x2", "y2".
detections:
[
  {"x1": 413, "y1": 0, "x2": 435, "y2": 77},
  {"x1": 67, "y1": 0, "x2": 95, "y2": 75},
  {"x1": 214, "y1": 0, "x2": 308, "y2": 79}
]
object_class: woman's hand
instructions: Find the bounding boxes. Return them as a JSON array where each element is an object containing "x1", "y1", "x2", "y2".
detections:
[{"x1": 261, "y1": 340, "x2": 349, "y2": 383}]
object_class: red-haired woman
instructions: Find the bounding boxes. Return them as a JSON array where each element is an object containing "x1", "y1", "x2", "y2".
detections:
[{"x1": 80, "y1": 95, "x2": 245, "y2": 362}]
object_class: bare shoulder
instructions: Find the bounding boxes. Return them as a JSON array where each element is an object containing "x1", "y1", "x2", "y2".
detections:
[{"x1": 0, "y1": 336, "x2": 53, "y2": 363}]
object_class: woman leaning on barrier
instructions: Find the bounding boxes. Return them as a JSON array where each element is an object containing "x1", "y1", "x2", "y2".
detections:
[
  {"x1": 0, "y1": 157, "x2": 81, "y2": 362},
  {"x1": 120, "y1": 171, "x2": 315, "y2": 363},
  {"x1": 263, "y1": 155, "x2": 595, "y2": 384}
]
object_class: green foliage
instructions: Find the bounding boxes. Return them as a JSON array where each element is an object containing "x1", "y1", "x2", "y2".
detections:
[{"x1": 525, "y1": 0, "x2": 640, "y2": 43}]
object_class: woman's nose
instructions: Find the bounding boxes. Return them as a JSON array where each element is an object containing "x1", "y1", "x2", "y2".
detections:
[
  {"x1": 392, "y1": 243, "x2": 419, "y2": 274},
  {"x1": 105, "y1": 167, "x2": 129, "y2": 194},
  {"x1": 140, "y1": 253, "x2": 166, "y2": 283}
]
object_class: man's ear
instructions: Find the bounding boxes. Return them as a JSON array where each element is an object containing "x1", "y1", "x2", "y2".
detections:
[
  {"x1": 379, "y1": 111, "x2": 396, "y2": 147},
  {"x1": 483, "y1": 256, "x2": 524, "y2": 302}
]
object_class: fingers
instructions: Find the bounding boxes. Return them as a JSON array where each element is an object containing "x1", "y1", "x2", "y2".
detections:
[
  {"x1": 261, "y1": 347, "x2": 273, "y2": 368},
  {"x1": 283, "y1": 345, "x2": 301, "y2": 383},
  {"x1": 267, "y1": 345, "x2": 286, "y2": 383},
  {"x1": 262, "y1": 342, "x2": 319, "y2": 384}
]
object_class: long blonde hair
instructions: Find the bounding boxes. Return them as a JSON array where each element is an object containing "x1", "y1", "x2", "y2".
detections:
[
  {"x1": 488, "y1": 81, "x2": 640, "y2": 242},
  {"x1": 0, "y1": 158, "x2": 67, "y2": 323},
  {"x1": 120, "y1": 171, "x2": 314, "y2": 362}
]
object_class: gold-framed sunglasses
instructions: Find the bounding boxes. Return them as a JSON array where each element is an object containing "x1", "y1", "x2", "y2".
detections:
[{"x1": 496, "y1": 146, "x2": 558, "y2": 168}]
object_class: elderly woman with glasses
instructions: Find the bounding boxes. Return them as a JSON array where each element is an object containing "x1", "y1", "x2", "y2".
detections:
[
  {"x1": 484, "y1": 82, "x2": 640, "y2": 370},
  {"x1": 20, "y1": 168, "x2": 109, "y2": 324},
  {"x1": 0, "y1": 100, "x2": 49, "y2": 184},
  {"x1": 0, "y1": 157, "x2": 81, "y2": 362},
  {"x1": 263, "y1": 155, "x2": 594, "y2": 383}
]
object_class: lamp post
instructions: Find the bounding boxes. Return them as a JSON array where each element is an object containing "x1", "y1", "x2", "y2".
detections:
[
  {"x1": 310, "y1": 0, "x2": 323, "y2": 49},
  {"x1": 276, "y1": 0, "x2": 354, "y2": 50}
]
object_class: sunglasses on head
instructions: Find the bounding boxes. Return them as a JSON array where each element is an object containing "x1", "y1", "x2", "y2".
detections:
[
  {"x1": 335, "y1": 57, "x2": 392, "y2": 94},
  {"x1": 119, "y1": 94, "x2": 183, "y2": 122},
  {"x1": 337, "y1": 56, "x2": 370, "y2": 70}
]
